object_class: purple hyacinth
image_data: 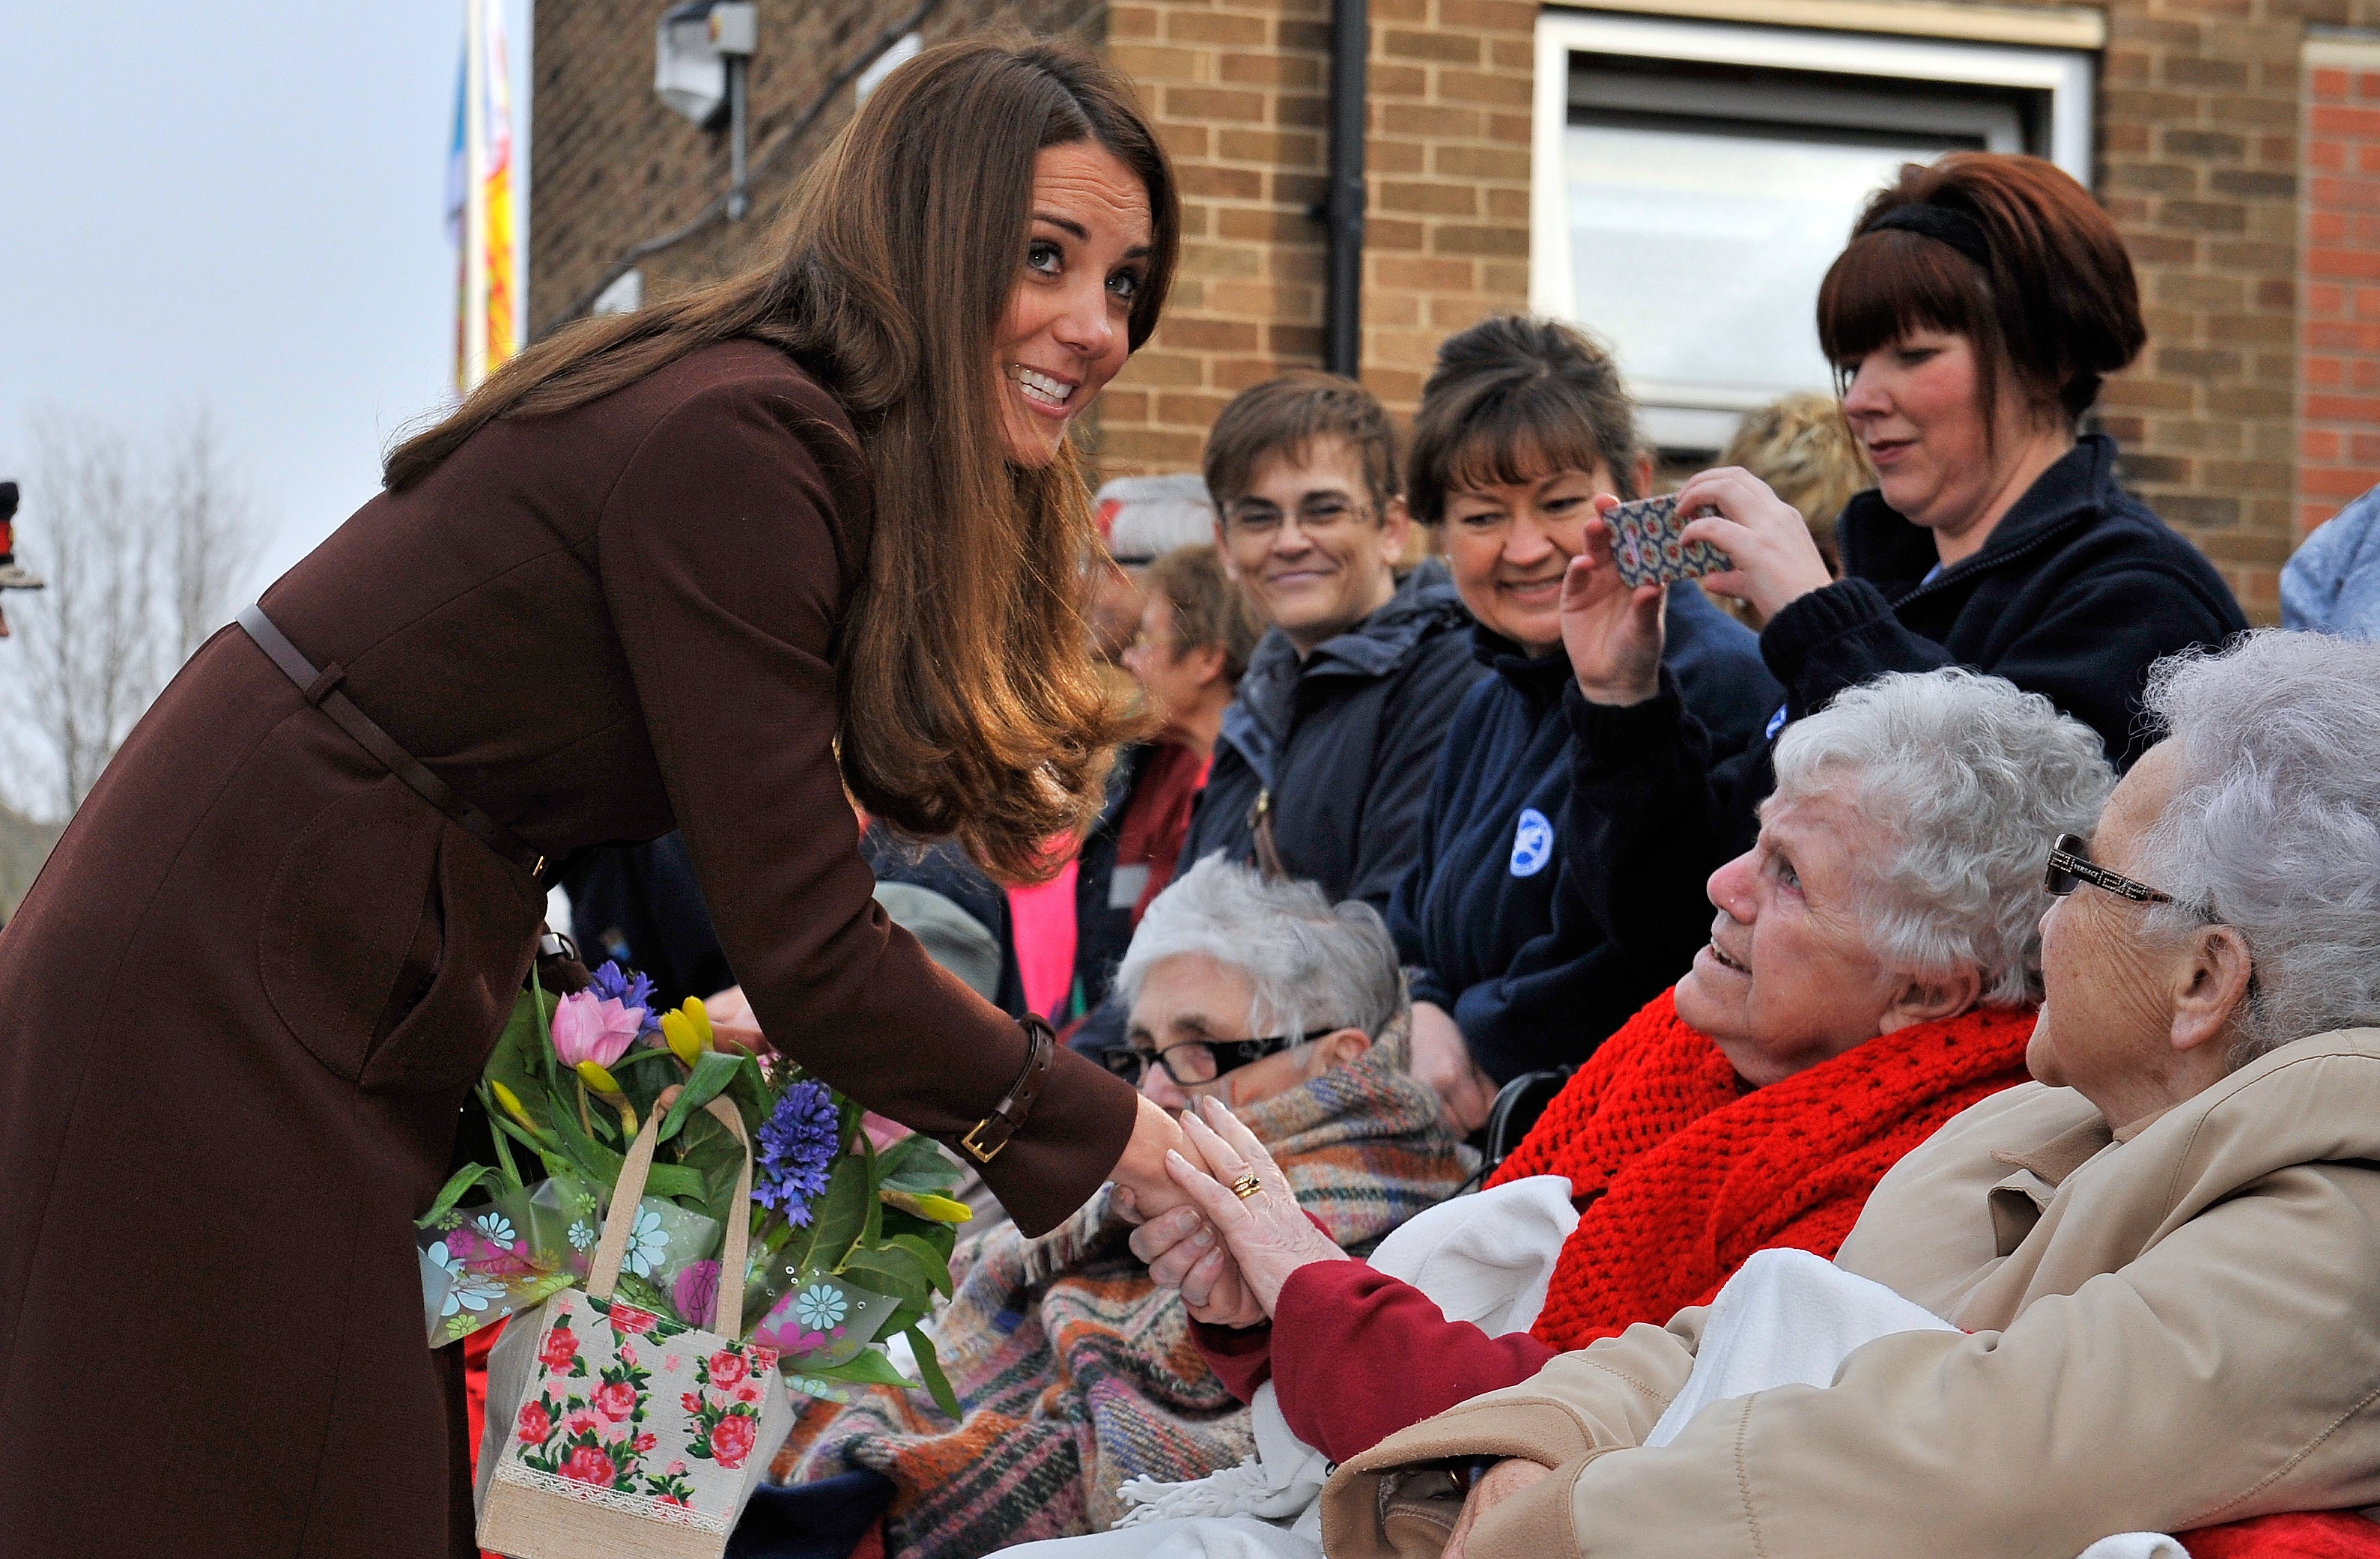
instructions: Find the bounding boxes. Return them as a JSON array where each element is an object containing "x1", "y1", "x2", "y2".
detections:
[
  {"x1": 586, "y1": 960, "x2": 658, "y2": 1033},
  {"x1": 755, "y1": 1081, "x2": 840, "y2": 1226}
]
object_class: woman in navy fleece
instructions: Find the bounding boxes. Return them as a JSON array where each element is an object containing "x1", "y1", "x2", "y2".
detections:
[{"x1": 1385, "y1": 317, "x2": 1779, "y2": 1129}]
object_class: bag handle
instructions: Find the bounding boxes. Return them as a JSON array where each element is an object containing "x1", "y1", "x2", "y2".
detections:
[{"x1": 586, "y1": 1092, "x2": 756, "y2": 1338}]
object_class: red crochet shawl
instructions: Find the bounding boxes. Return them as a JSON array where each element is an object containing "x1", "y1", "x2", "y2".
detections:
[{"x1": 1488, "y1": 988, "x2": 2036, "y2": 1353}]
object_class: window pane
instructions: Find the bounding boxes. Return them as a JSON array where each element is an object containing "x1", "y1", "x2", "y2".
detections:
[{"x1": 1563, "y1": 119, "x2": 1964, "y2": 408}]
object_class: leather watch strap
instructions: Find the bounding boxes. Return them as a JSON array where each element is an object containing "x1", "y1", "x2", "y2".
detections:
[{"x1": 959, "y1": 1015, "x2": 1058, "y2": 1164}]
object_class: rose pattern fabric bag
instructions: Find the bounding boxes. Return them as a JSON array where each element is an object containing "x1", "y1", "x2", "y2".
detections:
[{"x1": 476, "y1": 1095, "x2": 794, "y2": 1559}]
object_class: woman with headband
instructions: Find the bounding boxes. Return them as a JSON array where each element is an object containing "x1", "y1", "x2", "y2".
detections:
[{"x1": 1541, "y1": 154, "x2": 2247, "y2": 1013}]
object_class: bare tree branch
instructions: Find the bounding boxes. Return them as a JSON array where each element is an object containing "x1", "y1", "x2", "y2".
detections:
[{"x1": 1, "y1": 407, "x2": 261, "y2": 818}]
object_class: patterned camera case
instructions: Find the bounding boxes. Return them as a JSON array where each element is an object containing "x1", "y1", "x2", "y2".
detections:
[{"x1": 1606, "y1": 493, "x2": 1731, "y2": 589}]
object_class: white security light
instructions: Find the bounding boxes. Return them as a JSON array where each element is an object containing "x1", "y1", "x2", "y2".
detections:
[{"x1": 655, "y1": 1, "x2": 756, "y2": 128}]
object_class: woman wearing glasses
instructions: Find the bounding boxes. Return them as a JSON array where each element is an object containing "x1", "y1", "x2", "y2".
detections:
[
  {"x1": 783, "y1": 856, "x2": 1468, "y2": 1553},
  {"x1": 1323, "y1": 630, "x2": 2380, "y2": 1559},
  {"x1": 1122, "y1": 667, "x2": 2107, "y2": 1495}
]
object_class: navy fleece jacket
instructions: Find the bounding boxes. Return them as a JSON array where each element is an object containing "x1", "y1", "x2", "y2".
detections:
[{"x1": 1388, "y1": 583, "x2": 1778, "y2": 1083}]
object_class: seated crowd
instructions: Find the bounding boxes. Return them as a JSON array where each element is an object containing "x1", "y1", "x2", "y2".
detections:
[{"x1": 548, "y1": 146, "x2": 2380, "y2": 1559}]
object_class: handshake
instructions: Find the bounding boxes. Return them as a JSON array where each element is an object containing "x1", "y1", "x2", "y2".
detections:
[{"x1": 1111, "y1": 1093, "x2": 1353, "y2": 1329}]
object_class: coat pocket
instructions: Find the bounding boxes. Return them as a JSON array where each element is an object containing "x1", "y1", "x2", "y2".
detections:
[{"x1": 260, "y1": 780, "x2": 544, "y2": 1094}]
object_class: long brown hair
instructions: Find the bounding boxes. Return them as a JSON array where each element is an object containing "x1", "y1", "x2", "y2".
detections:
[{"x1": 386, "y1": 35, "x2": 1177, "y2": 882}]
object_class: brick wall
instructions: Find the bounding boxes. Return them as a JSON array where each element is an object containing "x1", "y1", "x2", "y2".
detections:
[
  {"x1": 1083, "y1": 0, "x2": 1536, "y2": 472},
  {"x1": 2299, "y1": 32, "x2": 2380, "y2": 540},
  {"x1": 530, "y1": 0, "x2": 1105, "y2": 338}
]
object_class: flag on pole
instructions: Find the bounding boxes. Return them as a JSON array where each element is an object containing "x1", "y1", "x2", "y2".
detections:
[{"x1": 455, "y1": 0, "x2": 520, "y2": 392}]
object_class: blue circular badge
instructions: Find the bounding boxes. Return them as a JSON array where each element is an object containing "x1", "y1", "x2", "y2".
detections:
[{"x1": 1509, "y1": 807, "x2": 1555, "y2": 878}]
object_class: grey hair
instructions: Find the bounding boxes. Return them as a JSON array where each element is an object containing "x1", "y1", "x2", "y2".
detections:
[
  {"x1": 1771, "y1": 667, "x2": 2116, "y2": 1005},
  {"x1": 1114, "y1": 854, "x2": 1405, "y2": 1051},
  {"x1": 2132, "y1": 630, "x2": 2380, "y2": 1066}
]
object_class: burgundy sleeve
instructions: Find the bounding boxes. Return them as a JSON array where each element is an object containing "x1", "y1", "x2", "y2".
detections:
[
  {"x1": 1188, "y1": 1317, "x2": 1277, "y2": 1403},
  {"x1": 1268, "y1": 1259, "x2": 1560, "y2": 1465},
  {"x1": 598, "y1": 371, "x2": 1137, "y2": 1236}
]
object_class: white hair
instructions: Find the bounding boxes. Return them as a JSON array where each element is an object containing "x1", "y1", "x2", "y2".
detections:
[
  {"x1": 1771, "y1": 666, "x2": 2116, "y2": 1005},
  {"x1": 2133, "y1": 630, "x2": 2380, "y2": 1065},
  {"x1": 1114, "y1": 854, "x2": 1403, "y2": 1049}
]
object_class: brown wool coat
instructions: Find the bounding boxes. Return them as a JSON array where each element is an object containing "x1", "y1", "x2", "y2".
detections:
[{"x1": 0, "y1": 341, "x2": 1139, "y2": 1559}]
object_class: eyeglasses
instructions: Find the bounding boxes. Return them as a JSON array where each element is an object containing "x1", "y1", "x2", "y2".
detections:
[
  {"x1": 1220, "y1": 496, "x2": 1370, "y2": 541},
  {"x1": 2043, "y1": 833, "x2": 2176, "y2": 905},
  {"x1": 1099, "y1": 1025, "x2": 1341, "y2": 1087}
]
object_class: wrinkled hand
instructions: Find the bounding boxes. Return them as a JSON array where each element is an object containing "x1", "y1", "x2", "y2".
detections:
[
  {"x1": 1442, "y1": 1459, "x2": 1552, "y2": 1559},
  {"x1": 702, "y1": 985, "x2": 767, "y2": 1054},
  {"x1": 1561, "y1": 502, "x2": 1666, "y2": 707},
  {"x1": 1670, "y1": 466, "x2": 1834, "y2": 624},
  {"x1": 1410, "y1": 1002, "x2": 1499, "y2": 1137},
  {"x1": 1151, "y1": 1095, "x2": 1350, "y2": 1316},
  {"x1": 1123, "y1": 1188, "x2": 1266, "y2": 1328}
]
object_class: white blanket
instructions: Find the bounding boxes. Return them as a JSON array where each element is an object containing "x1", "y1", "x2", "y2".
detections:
[{"x1": 1000, "y1": 1176, "x2": 1579, "y2": 1559}]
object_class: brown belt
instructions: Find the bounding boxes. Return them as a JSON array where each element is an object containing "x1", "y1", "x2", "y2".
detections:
[{"x1": 237, "y1": 603, "x2": 547, "y2": 880}]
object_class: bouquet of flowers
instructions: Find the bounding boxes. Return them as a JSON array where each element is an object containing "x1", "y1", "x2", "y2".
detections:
[{"x1": 417, "y1": 961, "x2": 969, "y2": 1413}]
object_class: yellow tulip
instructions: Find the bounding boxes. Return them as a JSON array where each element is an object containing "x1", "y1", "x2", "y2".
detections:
[
  {"x1": 881, "y1": 1189, "x2": 973, "y2": 1224},
  {"x1": 491, "y1": 1081, "x2": 541, "y2": 1135},
  {"x1": 684, "y1": 995, "x2": 714, "y2": 1046},
  {"x1": 576, "y1": 1060, "x2": 624, "y2": 1096},
  {"x1": 660, "y1": 1009, "x2": 703, "y2": 1068}
]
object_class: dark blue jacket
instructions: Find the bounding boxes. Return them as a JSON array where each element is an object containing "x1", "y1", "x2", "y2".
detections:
[
  {"x1": 1388, "y1": 583, "x2": 1779, "y2": 1083},
  {"x1": 1177, "y1": 559, "x2": 1487, "y2": 911}
]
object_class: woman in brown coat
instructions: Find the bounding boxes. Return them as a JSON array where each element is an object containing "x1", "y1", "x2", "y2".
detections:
[{"x1": 0, "y1": 37, "x2": 1198, "y2": 1559}]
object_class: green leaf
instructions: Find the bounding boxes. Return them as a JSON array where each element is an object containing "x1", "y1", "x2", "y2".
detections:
[
  {"x1": 546, "y1": 1107, "x2": 627, "y2": 1188},
  {"x1": 611, "y1": 1268, "x2": 674, "y2": 1316},
  {"x1": 907, "y1": 1328, "x2": 962, "y2": 1418},
  {"x1": 806, "y1": 1347, "x2": 918, "y2": 1391},
  {"x1": 804, "y1": 1154, "x2": 872, "y2": 1277},
  {"x1": 641, "y1": 1161, "x2": 706, "y2": 1201},
  {"x1": 837, "y1": 1247, "x2": 931, "y2": 1309},
  {"x1": 875, "y1": 1134, "x2": 961, "y2": 1196},
  {"x1": 887, "y1": 1233, "x2": 956, "y2": 1298},
  {"x1": 658, "y1": 1051, "x2": 744, "y2": 1144},
  {"x1": 416, "y1": 1163, "x2": 499, "y2": 1229},
  {"x1": 676, "y1": 1112, "x2": 750, "y2": 1228}
]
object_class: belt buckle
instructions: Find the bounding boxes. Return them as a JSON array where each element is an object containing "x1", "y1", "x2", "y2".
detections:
[{"x1": 959, "y1": 1117, "x2": 1007, "y2": 1164}]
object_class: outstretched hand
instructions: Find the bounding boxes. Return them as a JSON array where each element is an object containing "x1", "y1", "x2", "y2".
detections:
[
  {"x1": 1669, "y1": 466, "x2": 1833, "y2": 623},
  {"x1": 1562, "y1": 500, "x2": 1666, "y2": 708},
  {"x1": 1157, "y1": 1095, "x2": 1350, "y2": 1317}
]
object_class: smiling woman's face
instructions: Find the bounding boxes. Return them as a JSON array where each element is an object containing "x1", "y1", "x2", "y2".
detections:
[
  {"x1": 1440, "y1": 465, "x2": 1612, "y2": 655},
  {"x1": 993, "y1": 142, "x2": 1153, "y2": 469},
  {"x1": 1672, "y1": 788, "x2": 1908, "y2": 1084}
]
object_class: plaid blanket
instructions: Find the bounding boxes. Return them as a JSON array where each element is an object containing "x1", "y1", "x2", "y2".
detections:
[{"x1": 782, "y1": 1027, "x2": 1470, "y2": 1557}]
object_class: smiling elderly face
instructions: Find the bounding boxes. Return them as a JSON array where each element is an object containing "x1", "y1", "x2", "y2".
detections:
[{"x1": 1674, "y1": 787, "x2": 1932, "y2": 1085}]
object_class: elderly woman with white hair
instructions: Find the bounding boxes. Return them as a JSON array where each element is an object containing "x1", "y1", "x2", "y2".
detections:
[
  {"x1": 1129, "y1": 664, "x2": 2113, "y2": 1474},
  {"x1": 1317, "y1": 630, "x2": 2380, "y2": 1559},
  {"x1": 785, "y1": 857, "x2": 1469, "y2": 1555}
]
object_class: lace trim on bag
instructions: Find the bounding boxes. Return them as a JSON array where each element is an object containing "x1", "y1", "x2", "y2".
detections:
[{"x1": 491, "y1": 1460, "x2": 732, "y2": 1535}]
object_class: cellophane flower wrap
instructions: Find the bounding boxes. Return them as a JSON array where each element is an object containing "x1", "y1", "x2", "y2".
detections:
[{"x1": 417, "y1": 961, "x2": 969, "y2": 1412}]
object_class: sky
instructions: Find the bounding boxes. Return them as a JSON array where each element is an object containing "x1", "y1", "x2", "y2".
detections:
[{"x1": 0, "y1": 1, "x2": 533, "y2": 591}]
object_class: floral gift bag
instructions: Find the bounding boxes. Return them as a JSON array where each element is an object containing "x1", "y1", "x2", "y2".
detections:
[{"x1": 476, "y1": 1096, "x2": 793, "y2": 1559}]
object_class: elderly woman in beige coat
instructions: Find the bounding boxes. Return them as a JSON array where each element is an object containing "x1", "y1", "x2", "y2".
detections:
[{"x1": 1320, "y1": 629, "x2": 2380, "y2": 1559}]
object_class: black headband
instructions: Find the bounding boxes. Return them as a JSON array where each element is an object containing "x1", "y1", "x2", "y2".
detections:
[{"x1": 1866, "y1": 203, "x2": 1991, "y2": 270}]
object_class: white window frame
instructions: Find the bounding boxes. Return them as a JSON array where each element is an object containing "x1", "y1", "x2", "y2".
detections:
[{"x1": 1530, "y1": 7, "x2": 2097, "y2": 445}]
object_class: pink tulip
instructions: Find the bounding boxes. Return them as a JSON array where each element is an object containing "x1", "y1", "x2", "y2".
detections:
[{"x1": 551, "y1": 989, "x2": 643, "y2": 1070}]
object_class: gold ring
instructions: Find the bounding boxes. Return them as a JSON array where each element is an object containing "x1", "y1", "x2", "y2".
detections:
[{"x1": 1228, "y1": 1171, "x2": 1263, "y2": 1200}]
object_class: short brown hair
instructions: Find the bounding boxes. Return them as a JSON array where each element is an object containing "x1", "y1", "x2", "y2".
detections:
[
  {"x1": 1202, "y1": 372, "x2": 1400, "y2": 517},
  {"x1": 1720, "y1": 392, "x2": 1873, "y2": 569},
  {"x1": 1143, "y1": 543, "x2": 1260, "y2": 684},
  {"x1": 1816, "y1": 153, "x2": 2143, "y2": 426},
  {"x1": 1407, "y1": 316, "x2": 1642, "y2": 526}
]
